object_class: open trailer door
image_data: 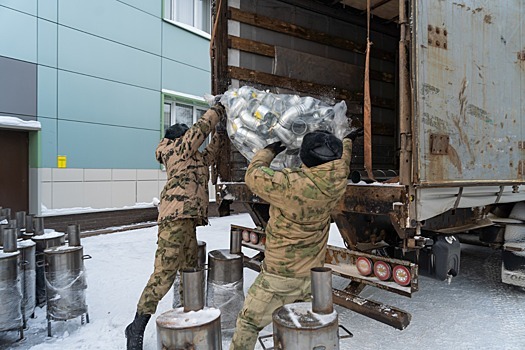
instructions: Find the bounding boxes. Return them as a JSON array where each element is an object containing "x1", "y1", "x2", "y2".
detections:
[{"x1": 411, "y1": 0, "x2": 525, "y2": 221}]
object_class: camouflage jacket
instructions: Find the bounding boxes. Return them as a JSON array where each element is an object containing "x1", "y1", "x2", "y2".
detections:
[
  {"x1": 245, "y1": 139, "x2": 352, "y2": 278},
  {"x1": 155, "y1": 108, "x2": 222, "y2": 225}
]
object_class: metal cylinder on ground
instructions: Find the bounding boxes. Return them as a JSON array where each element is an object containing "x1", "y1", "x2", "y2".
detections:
[
  {"x1": 272, "y1": 302, "x2": 340, "y2": 350},
  {"x1": 173, "y1": 240, "x2": 207, "y2": 308},
  {"x1": 206, "y1": 249, "x2": 244, "y2": 332},
  {"x1": 44, "y1": 245, "x2": 88, "y2": 323},
  {"x1": 270, "y1": 267, "x2": 350, "y2": 349},
  {"x1": 156, "y1": 307, "x2": 222, "y2": 350},
  {"x1": 0, "y1": 244, "x2": 23, "y2": 335},
  {"x1": 32, "y1": 231, "x2": 65, "y2": 306}
]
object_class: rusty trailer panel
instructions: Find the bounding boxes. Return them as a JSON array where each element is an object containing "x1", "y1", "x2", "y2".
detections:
[
  {"x1": 413, "y1": 0, "x2": 525, "y2": 185},
  {"x1": 325, "y1": 245, "x2": 418, "y2": 297}
]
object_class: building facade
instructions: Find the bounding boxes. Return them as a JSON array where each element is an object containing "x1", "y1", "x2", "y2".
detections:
[{"x1": 0, "y1": 0, "x2": 213, "y2": 215}]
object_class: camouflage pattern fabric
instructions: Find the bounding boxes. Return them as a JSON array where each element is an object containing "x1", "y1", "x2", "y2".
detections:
[
  {"x1": 229, "y1": 268, "x2": 311, "y2": 350},
  {"x1": 155, "y1": 108, "x2": 223, "y2": 225},
  {"x1": 137, "y1": 219, "x2": 198, "y2": 315},
  {"x1": 245, "y1": 138, "x2": 353, "y2": 278},
  {"x1": 230, "y1": 138, "x2": 352, "y2": 349}
]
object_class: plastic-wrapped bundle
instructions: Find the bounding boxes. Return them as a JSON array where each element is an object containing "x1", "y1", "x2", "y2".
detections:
[
  {"x1": 44, "y1": 246, "x2": 88, "y2": 321},
  {"x1": 206, "y1": 249, "x2": 244, "y2": 332},
  {"x1": 0, "y1": 251, "x2": 23, "y2": 332},
  {"x1": 46, "y1": 268, "x2": 88, "y2": 320},
  {"x1": 206, "y1": 279, "x2": 244, "y2": 332},
  {"x1": 219, "y1": 86, "x2": 351, "y2": 169}
]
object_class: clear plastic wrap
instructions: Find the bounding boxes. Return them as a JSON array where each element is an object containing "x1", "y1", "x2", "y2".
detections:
[
  {"x1": 0, "y1": 278, "x2": 23, "y2": 331},
  {"x1": 206, "y1": 279, "x2": 245, "y2": 331},
  {"x1": 218, "y1": 86, "x2": 352, "y2": 169},
  {"x1": 45, "y1": 268, "x2": 88, "y2": 320},
  {"x1": 22, "y1": 269, "x2": 36, "y2": 319}
]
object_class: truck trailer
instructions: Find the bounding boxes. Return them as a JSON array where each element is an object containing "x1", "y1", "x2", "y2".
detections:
[{"x1": 210, "y1": 0, "x2": 525, "y2": 329}]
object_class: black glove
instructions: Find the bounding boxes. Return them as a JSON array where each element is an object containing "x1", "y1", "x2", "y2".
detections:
[
  {"x1": 265, "y1": 141, "x2": 286, "y2": 155},
  {"x1": 216, "y1": 118, "x2": 227, "y2": 134},
  {"x1": 344, "y1": 127, "x2": 364, "y2": 141},
  {"x1": 210, "y1": 103, "x2": 226, "y2": 122}
]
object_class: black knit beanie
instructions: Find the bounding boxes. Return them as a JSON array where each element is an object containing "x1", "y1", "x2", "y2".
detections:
[
  {"x1": 300, "y1": 130, "x2": 343, "y2": 168},
  {"x1": 165, "y1": 123, "x2": 189, "y2": 140}
]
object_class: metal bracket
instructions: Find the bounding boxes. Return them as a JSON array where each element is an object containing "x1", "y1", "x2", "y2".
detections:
[
  {"x1": 453, "y1": 187, "x2": 464, "y2": 210},
  {"x1": 495, "y1": 186, "x2": 505, "y2": 204},
  {"x1": 430, "y1": 134, "x2": 449, "y2": 155},
  {"x1": 428, "y1": 25, "x2": 448, "y2": 49}
]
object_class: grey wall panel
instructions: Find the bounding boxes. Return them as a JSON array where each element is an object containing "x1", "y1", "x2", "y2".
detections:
[{"x1": 0, "y1": 56, "x2": 37, "y2": 119}]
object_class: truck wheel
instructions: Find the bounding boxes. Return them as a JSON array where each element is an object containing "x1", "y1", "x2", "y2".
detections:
[{"x1": 373, "y1": 261, "x2": 392, "y2": 281}]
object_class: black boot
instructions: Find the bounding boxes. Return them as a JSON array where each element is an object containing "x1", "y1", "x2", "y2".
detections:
[{"x1": 125, "y1": 312, "x2": 151, "y2": 350}]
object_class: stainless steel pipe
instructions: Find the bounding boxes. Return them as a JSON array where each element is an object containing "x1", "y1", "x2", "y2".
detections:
[
  {"x1": 33, "y1": 217, "x2": 45, "y2": 235},
  {"x1": 67, "y1": 224, "x2": 81, "y2": 246},
  {"x1": 311, "y1": 267, "x2": 333, "y2": 314},
  {"x1": 182, "y1": 268, "x2": 205, "y2": 312},
  {"x1": 2, "y1": 228, "x2": 18, "y2": 253},
  {"x1": 15, "y1": 211, "x2": 26, "y2": 230},
  {"x1": 230, "y1": 230, "x2": 242, "y2": 254}
]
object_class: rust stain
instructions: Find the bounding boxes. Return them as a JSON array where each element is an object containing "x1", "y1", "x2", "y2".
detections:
[
  {"x1": 446, "y1": 144, "x2": 463, "y2": 175},
  {"x1": 459, "y1": 78, "x2": 468, "y2": 123},
  {"x1": 484, "y1": 14, "x2": 493, "y2": 24}
]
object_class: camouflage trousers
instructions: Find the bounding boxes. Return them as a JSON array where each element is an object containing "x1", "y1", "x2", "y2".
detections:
[
  {"x1": 230, "y1": 268, "x2": 312, "y2": 350},
  {"x1": 137, "y1": 218, "x2": 198, "y2": 315}
]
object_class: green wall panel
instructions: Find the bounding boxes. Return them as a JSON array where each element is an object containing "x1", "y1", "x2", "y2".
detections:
[
  {"x1": 0, "y1": 6, "x2": 37, "y2": 63},
  {"x1": 37, "y1": 19, "x2": 57, "y2": 67},
  {"x1": 39, "y1": 116, "x2": 57, "y2": 168},
  {"x1": 57, "y1": 120, "x2": 159, "y2": 169},
  {"x1": 58, "y1": 26, "x2": 161, "y2": 90},
  {"x1": 0, "y1": 0, "x2": 37, "y2": 16},
  {"x1": 57, "y1": 70, "x2": 160, "y2": 130},
  {"x1": 59, "y1": 0, "x2": 161, "y2": 55},
  {"x1": 119, "y1": 0, "x2": 161, "y2": 17},
  {"x1": 162, "y1": 58, "x2": 211, "y2": 98},
  {"x1": 162, "y1": 22, "x2": 210, "y2": 70},
  {"x1": 37, "y1": 66, "x2": 57, "y2": 119},
  {"x1": 37, "y1": 0, "x2": 57, "y2": 22}
]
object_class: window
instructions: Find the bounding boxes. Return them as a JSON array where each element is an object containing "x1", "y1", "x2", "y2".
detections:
[
  {"x1": 164, "y1": 0, "x2": 211, "y2": 34},
  {"x1": 164, "y1": 99, "x2": 208, "y2": 151}
]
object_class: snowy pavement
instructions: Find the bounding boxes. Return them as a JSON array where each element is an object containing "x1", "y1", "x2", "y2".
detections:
[{"x1": 1, "y1": 213, "x2": 524, "y2": 349}]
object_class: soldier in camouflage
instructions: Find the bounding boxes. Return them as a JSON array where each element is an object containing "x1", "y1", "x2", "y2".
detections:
[
  {"x1": 125, "y1": 103, "x2": 226, "y2": 350},
  {"x1": 230, "y1": 128, "x2": 363, "y2": 350}
]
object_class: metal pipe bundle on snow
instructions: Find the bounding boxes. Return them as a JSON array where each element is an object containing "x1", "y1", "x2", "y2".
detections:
[{"x1": 0, "y1": 230, "x2": 23, "y2": 338}]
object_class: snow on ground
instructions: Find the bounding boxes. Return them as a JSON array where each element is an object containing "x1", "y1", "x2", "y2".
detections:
[{"x1": 1, "y1": 213, "x2": 525, "y2": 349}]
